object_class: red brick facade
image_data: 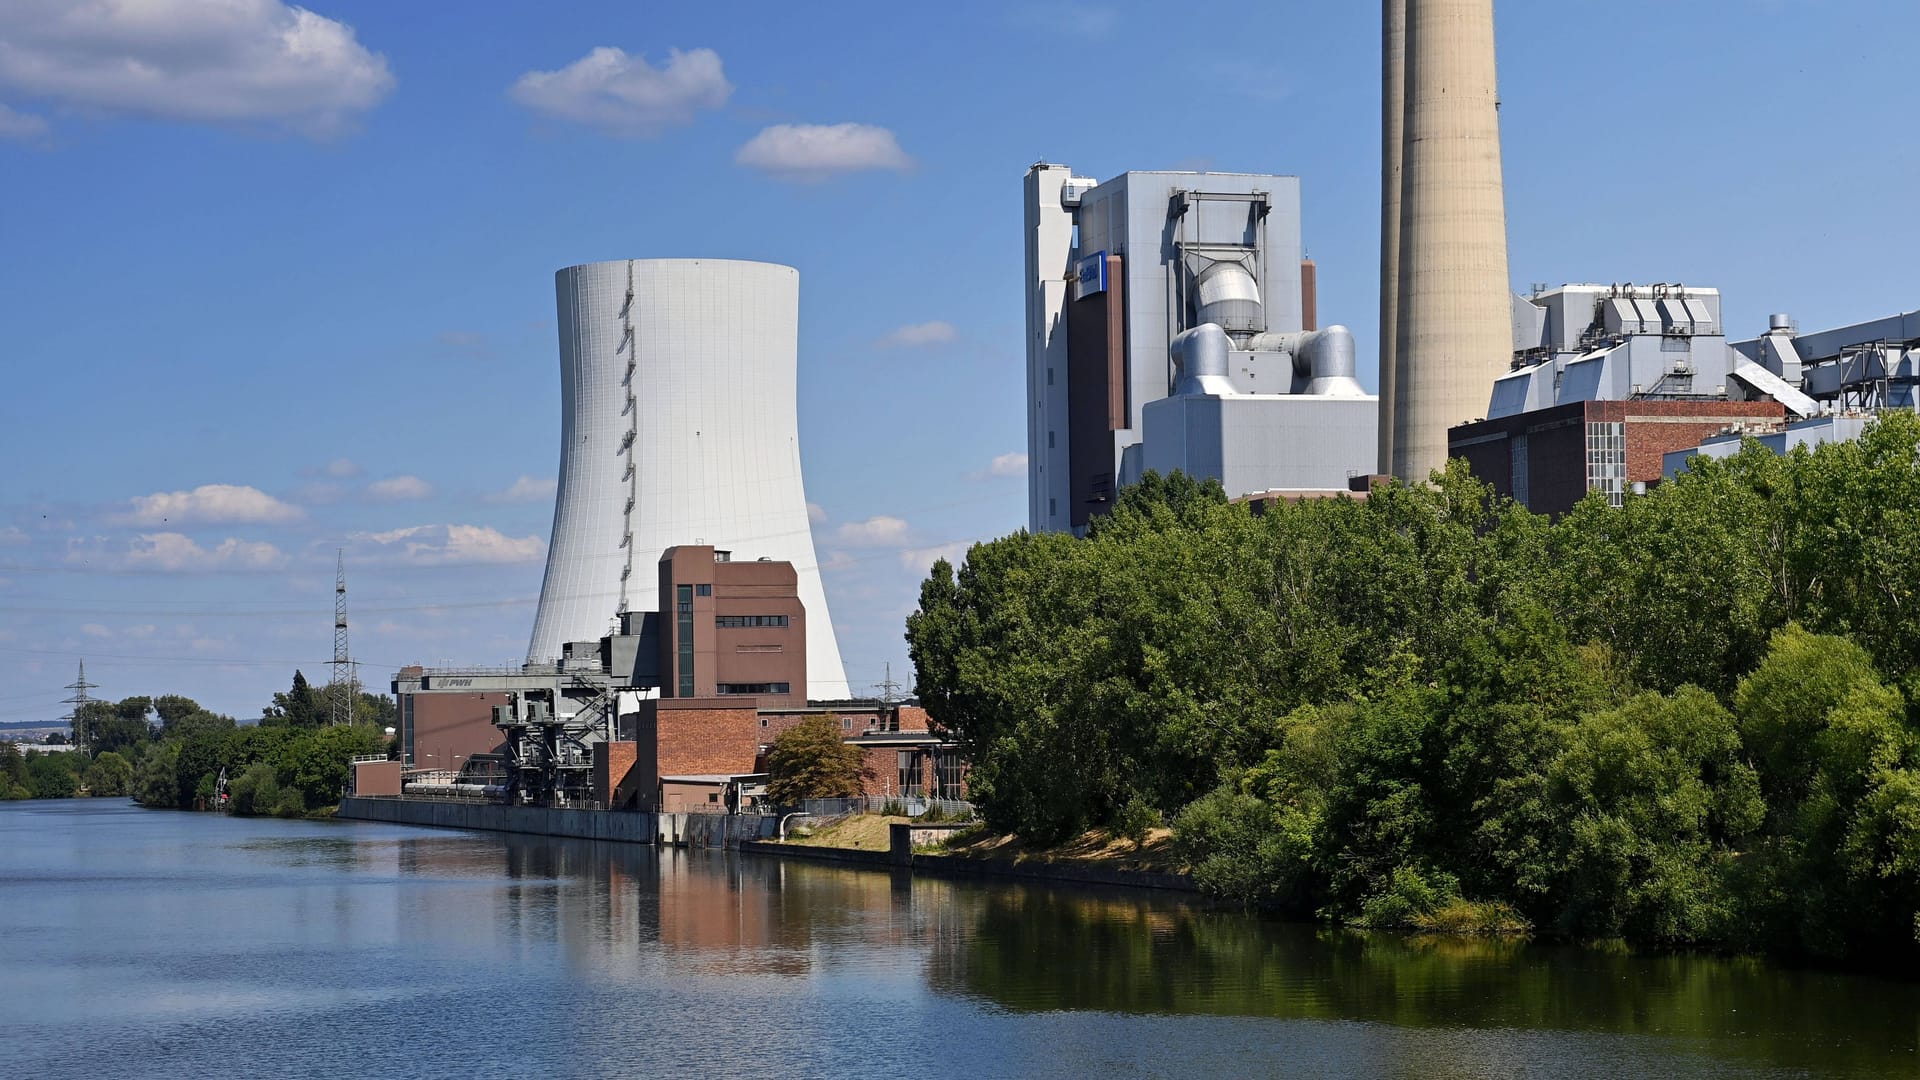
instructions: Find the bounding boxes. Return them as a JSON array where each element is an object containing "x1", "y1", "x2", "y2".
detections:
[{"x1": 1451, "y1": 399, "x2": 1785, "y2": 517}]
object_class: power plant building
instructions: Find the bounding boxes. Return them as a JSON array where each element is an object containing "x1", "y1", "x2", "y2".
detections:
[
  {"x1": 525, "y1": 259, "x2": 849, "y2": 699},
  {"x1": 1024, "y1": 165, "x2": 1375, "y2": 533}
]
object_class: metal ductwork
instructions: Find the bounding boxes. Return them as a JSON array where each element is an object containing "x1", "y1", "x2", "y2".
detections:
[
  {"x1": 1171, "y1": 323, "x2": 1238, "y2": 396},
  {"x1": 1247, "y1": 326, "x2": 1369, "y2": 397},
  {"x1": 1193, "y1": 261, "x2": 1264, "y2": 336}
]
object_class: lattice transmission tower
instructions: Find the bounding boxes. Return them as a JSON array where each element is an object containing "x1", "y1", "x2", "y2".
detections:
[
  {"x1": 60, "y1": 660, "x2": 98, "y2": 744},
  {"x1": 330, "y1": 550, "x2": 356, "y2": 725}
]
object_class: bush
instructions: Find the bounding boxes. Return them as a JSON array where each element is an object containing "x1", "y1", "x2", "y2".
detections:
[
  {"x1": 227, "y1": 763, "x2": 281, "y2": 817},
  {"x1": 1114, "y1": 793, "x2": 1162, "y2": 848},
  {"x1": 272, "y1": 788, "x2": 307, "y2": 818}
]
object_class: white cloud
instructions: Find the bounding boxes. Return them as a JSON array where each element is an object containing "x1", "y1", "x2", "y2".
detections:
[
  {"x1": 834, "y1": 515, "x2": 911, "y2": 547},
  {"x1": 510, "y1": 46, "x2": 730, "y2": 136},
  {"x1": 125, "y1": 624, "x2": 157, "y2": 639},
  {"x1": 806, "y1": 502, "x2": 827, "y2": 524},
  {"x1": 81, "y1": 532, "x2": 290, "y2": 572},
  {"x1": 0, "y1": 525, "x2": 28, "y2": 546},
  {"x1": 486, "y1": 475, "x2": 557, "y2": 504},
  {"x1": 1011, "y1": 3, "x2": 1118, "y2": 38},
  {"x1": 899, "y1": 541, "x2": 972, "y2": 572},
  {"x1": 988, "y1": 452, "x2": 1028, "y2": 478},
  {"x1": 735, "y1": 123, "x2": 912, "y2": 181},
  {"x1": 124, "y1": 484, "x2": 303, "y2": 526},
  {"x1": 368, "y1": 475, "x2": 433, "y2": 501},
  {"x1": 80, "y1": 623, "x2": 112, "y2": 639},
  {"x1": 322, "y1": 458, "x2": 362, "y2": 478},
  {"x1": 0, "y1": 0, "x2": 393, "y2": 137},
  {"x1": 876, "y1": 320, "x2": 958, "y2": 348},
  {"x1": 352, "y1": 524, "x2": 544, "y2": 566},
  {"x1": 0, "y1": 102, "x2": 46, "y2": 139}
]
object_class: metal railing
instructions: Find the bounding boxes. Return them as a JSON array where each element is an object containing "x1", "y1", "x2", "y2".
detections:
[{"x1": 797, "y1": 795, "x2": 975, "y2": 820}]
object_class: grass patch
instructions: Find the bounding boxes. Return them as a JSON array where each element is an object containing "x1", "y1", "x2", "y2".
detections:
[{"x1": 781, "y1": 813, "x2": 908, "y2": 851}]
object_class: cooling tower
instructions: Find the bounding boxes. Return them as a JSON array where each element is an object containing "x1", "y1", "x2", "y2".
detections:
[
  {"x1": 1378, "y1": 0, "x2": 1405, "y2": 474},
  {"x1": 525, "y1": 259, "x2": 850, "y2": 699},
  {"x1": 1388, "y1": 0, "x2": 1512, "y2": 481}
]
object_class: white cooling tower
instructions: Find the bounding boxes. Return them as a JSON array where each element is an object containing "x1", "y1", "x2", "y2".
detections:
[{"x1": 526, "y1": 259, "x2": 850, "y2": 698}]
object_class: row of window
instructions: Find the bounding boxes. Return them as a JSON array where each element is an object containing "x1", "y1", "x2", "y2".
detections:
[
  {"x1": 897, "y1": 749, "x2": 965, "y2": 799},
  {"x1": 714, "y1": 614, "x2": 789, "y2": 628},
  {"x1": 717, "y1": 682, "x2": 790, "y2": 695}
]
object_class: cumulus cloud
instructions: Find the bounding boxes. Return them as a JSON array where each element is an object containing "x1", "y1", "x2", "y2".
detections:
[
  {"x1": 876, "y1": 320, "x2": 957, "y2": 348},
  {"x1": 510, "y1": 46, "x2": 730, "y2": 136},
  {"x1": 806, "y1": 502, "x2": 827, "y2": 524},
  {"x1": 74, "y1": 532, "x2": 290, "y2": 572},
  {"x1": 352, "y1": 524, "x2": 544, "y2": 566},
  {"x1": 0, "y1": 102, "x2": 46, "y2": 139},
  {"x1": 0, "y1": 0, "x2": 394, "y2": 137},
  {"x1": 987, "y1": 452, "x2": 1029, "y2": 478},
  {"x1": 367, "y1": 475, "x2": 433, "y2": 501},
  {"x1": 834, "y1": 515, "x2": 910, "y2": 547},
  {"x1": 123, "y1": 484, "x2": 303, "y2": 526},
  {"x1": 899, "y1": 541, "x2": 972, "y2": 572},
  {"x1": 735, "y1": 123, "x2": 912, "y2": 181},
  {"x1": 485, "y1": 476, "x2": 557, "y2": 504}
]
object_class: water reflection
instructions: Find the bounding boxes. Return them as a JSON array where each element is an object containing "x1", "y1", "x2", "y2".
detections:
[{"x1": 6, "y1": 803, "x2": 1918, "y2": 1080}]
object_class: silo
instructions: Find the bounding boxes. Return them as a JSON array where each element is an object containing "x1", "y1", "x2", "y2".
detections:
[
  {"x1": 526, "y1": 259, "x2": 850, "y2": 699},
  {"x1": 1389, "y1": 0, "x2": 1511, "y2": 481}
]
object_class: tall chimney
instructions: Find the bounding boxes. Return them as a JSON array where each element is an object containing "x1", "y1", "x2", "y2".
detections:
[
  {"x1": 1388, "y1": 0, "x2": 1511, "y2": 481},
  {"x1": 1299, "y1": 256, "x2": 1318, "y2": 332},
  {"x1": 1378, "y1": 0, "x2": 1405, "y2": 475}
]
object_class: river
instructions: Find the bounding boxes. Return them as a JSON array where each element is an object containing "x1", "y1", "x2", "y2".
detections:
[{"x1": 1, "y1": 801, "x2": 1914, "y2": 1078}]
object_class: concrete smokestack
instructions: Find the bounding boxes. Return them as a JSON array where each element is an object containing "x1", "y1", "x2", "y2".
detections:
[
  {"x1": 1378, "y1": 0, "x2": 1405, "y2": 475},
  {"x1": 1388, "y1": 0, "x2": 1511, "y2": 481}
]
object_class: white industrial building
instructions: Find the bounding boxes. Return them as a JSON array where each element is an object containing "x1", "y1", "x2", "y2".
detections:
[
  {"x1": 1023, "y1": 165, "x2": 1375, "y2": 534},
  {"x1": 525, "y1": 259, "x2": 849, "y2": 699}
]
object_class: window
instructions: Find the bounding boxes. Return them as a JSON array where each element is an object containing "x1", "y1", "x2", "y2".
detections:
[
  {"x1": 760, "y1": 717, "x2": 769, "y2": 728},
  {"x1": 676, "y1": 585, "x2": 694, "y2": 697},
  {"x1": 1049, "y1": 498, "x2": 1056, "y2": 516},
  {"x1": 1048, "y1": 430, "x2": 1055, "y2": 448},
  {"x1": 842, "y1": 717, "x2": 851, "y2": 730},
  {"x1": 716, "y1": 682, "x2": 790, "y2": 695},
  {"x1": 897, "y1": 751, "x2": 924, "y2": 797},
  {"x1": 714, "y1": 614, "x2": 788, "y2": 628},
  {"x1": 695, "y1": 583, "x2": 711, "y2": 597},
  {"x1": 708, "y1": 792, "x2": 720, "y2": 803},
  {"x1": 1585, "y1": 421, "x2": 1627, "y2": 508},
  {"x1": 1047, "y1": 367, "x2": 1054, "y2": 386},
  {"x1": 934, "y1": 749, "x2": 965, "y2": 799},
  {"x1": 1509, "y1": 433, "x2": 1529, "y2": 509}
]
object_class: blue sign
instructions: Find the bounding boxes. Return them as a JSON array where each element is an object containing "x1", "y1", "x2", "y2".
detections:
[{"x1": 1074, "y1": 251, "x2": 1108, "y2": 299}]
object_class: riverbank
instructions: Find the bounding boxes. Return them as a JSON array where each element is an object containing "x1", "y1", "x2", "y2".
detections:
[{"x1": 746, "y1": 817, "x2": 1198, "y2": 892}]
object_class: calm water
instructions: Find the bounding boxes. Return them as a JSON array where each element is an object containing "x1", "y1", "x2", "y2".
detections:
[{"x1": 2, "y1": 802, "x2": 1916, "y2": 1079}]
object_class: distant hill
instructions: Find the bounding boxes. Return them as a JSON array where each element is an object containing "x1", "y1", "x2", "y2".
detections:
[{"x1": 0, "y1": 720, "x2": 68, "y2": 732}]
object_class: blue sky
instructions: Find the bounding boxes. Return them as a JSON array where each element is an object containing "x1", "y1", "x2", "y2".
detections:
[{"x1": 2, "y1": 0, "x2": 1916, "y2": 722}]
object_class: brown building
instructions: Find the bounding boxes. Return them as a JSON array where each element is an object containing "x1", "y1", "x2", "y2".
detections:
[
  {"x1": 391, "y1": 667, "x2": 508, "y2": 771},
  {"x1": 659, "y1": 545, "x2": 806, "y2": 707},
  {"x1": 1449, "y1": 399, "x2": 1785, "y2": 516}
]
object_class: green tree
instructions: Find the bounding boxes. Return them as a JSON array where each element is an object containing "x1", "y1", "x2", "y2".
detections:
[
  {"x1": 133, "y1": 741, "x2": 180, "y2": 807},
  {"x1": 262, "y1": 670, "x2": 321, "y2": 729},
  {"x1": 26, "y1": 753, "x2": 78, "y2": 798},
  {"x1": 275, "y1": 724, "x2": 384, "y2": 809},
  {"x1": 227, "y1": 762, "x2": 282, "y2": 817},
  {"x1": 83, "y1": 751, "x2": 134, "y2": 798},
  {"x1": 766, "y1": 715, "x2": 865, "y2": 804}
]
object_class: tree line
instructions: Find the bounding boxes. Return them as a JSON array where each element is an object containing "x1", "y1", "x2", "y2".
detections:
[
  {"x1": 4, "y1": 670, "x2": 392, "y2": 818},
  {"x1": 906, "y1": 412, "x2": 1920, "y2": 964}
]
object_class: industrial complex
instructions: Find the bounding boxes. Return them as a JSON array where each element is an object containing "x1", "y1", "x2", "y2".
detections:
[{"x1": 360, "y1": 0, "x2": 1912, "y2": 827}]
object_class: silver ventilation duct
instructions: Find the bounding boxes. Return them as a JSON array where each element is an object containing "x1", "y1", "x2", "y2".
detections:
[
  {"x1": 1247, "y1": 326, "x2": 1369, "y2": 397},
  {"x1": 1193, "y1": 261, "x2": 1264, "y2": 336},
  {"x1": 1171, "y1": 323, "x2": 1238, "y2": 396}
]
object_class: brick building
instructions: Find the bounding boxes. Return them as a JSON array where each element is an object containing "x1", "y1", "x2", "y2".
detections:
[{"x1": 1449, "y1": 399, "x2": 1785, "y2": 516}]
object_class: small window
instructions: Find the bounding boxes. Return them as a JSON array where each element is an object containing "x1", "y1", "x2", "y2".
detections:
[
  {"x1": 1047, "y1": 367, "x2": 1054, "y2": 386},
  {"x1": 1048, "y1": 431, "x2": 1054, "y2": 448},
  {"x1": 760, "y1": 717, "x2": 768, "y2": 728},
  {"x1": 842, "y1": 717, "x2": 851, "y2": 730},
  {"x1": 708, "y1": 792, "x2": 719, "y2": 803},
  {"x1": 695, "y1": 584, "x2": 711, "y2": 596}
]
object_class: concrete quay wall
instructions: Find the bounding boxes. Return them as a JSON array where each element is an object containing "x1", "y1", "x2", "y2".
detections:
[{"x1": 338, "y1": 797, "x2": 661, "y2": 843}]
